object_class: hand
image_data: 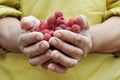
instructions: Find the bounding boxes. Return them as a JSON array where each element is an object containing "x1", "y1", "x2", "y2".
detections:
[
  {"x1": 19, "y1": 16, "x2": 51, "y2": 66},
  {"x1": 19, "y1": 16, "x2": 67, "y2": 73},
  {"x1": 47, "y1": 15, "x2": 92, "y2": 73}
]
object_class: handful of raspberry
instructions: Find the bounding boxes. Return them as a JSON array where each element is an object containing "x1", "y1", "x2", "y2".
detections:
[{"x1": 32, "y1": 11, "x2": 81, "y2": 41}]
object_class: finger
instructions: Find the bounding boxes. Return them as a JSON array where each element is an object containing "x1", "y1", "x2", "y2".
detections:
[
  {"x1": 54, "y1": 30, "x2": 91, "y2": 52},
  {"x1": 41, "y1": 59, "x2": 53, "y2": 69},
  {"x1": 50, "y1": 50, "x2": 78, "y2": 68},
  {"x1": 29, "y1": 49, "x2": 52, "y2": 66},
  {"x1": 19, "y1": 32, "x2": 43, "y2": 47},
  {"x1": 49, "y1": 37, "x2": 83, "y2": 60},
  {"x1": 41, "y1": 60, "x2": 67, "y2": 73},
  {"x1": 48, "y1": 63, "x2": 67, "y2": 73},
  {"x1": 76, "y1": 15, "x2": 89, "y2": 30},
  {"x1": 23, "y1": 40, "x2": 50, "y2": 58},
  {"x1": 20, "y1": 16, "x2": 40, "y2": 30}
]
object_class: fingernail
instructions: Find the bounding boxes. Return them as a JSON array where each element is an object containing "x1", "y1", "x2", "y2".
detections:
[
  {"x1": 55, "y1": 32, "x2": 61, "y2": 38},
  {"x1": 51, "y1": 38, "x2": 57, "y2": 45},
  {"x1": 36, "y1": 34, "x2": 43, "y2": 40},
  {"x1": 74, "y1": 60, "x2": 78, "y2": 64}
]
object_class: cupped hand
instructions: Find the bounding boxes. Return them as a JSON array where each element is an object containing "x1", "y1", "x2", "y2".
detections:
[
  {"x1": 19, "y1": 16, "x2": 51, "y2": 66},
  {"x1": 47, "y1": 15, "x2": 92, "y2": 73}
]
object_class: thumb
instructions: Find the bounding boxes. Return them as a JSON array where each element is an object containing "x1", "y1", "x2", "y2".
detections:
[
  {"x1": 20, "y1": 16, "x2": 40, "y2": 31},
  {"x1": 76, "y1": 15, "x2": 89, "y2": 30}
]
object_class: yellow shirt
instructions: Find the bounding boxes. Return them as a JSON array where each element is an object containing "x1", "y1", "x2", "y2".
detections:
[{"x1": 0, "y1": 0, "x2": 120, "y2": 80}]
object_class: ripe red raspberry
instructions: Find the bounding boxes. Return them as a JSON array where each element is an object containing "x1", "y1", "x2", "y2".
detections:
[
  {"x1": 57, "y1": 17, "x2": 66, "y2": 25},
  {"x1": 59, "y1": 24, "x2": 67, "y2": 29},
  {"x1": 49, "y1": 30, "x2": 54, "y2": 36},
  {"x1": 40, "y1": 22, "x2": 50, "y2": 30},
  {"x1": 55, "y1": 27, "x2": 62, "y2": 30},
  {"x1": 34, "y1": 26, "x2": 41, "y2": 32},
  {"x1": 65, "y1": 27, "x2": 71, "y2": 31},
  {"x1": 71, "y1": 24, "x2": 81, "y2": 33},
  {"x1": 44, "y1": 33, "x2": 51, "y2": 41},
  {"x1": 67, "y1": 18, "x2": 77, "y2": 27},
  {"x1": 41, "y1": 29, "x2": 49, "y2": 34},
  {"x1": 39, "y1": 20, "x2": 45, "y2": 27},
  {"x1": 54, "y1": 11, "x2": 63, "y2": 18},
  {"x1": 47, "y1": 15, "x2": 56, "y2": 26}
]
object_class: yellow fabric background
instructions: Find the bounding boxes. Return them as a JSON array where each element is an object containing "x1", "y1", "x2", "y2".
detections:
[
  {"x1": 0, "y1": 0, "x2": 21, "y2": 18},
  {"x1": 0, "y1": 0, "x2": 120, "y2": 80}
]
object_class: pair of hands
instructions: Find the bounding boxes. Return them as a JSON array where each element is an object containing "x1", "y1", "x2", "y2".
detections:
[{"x1": 18, "y1": 15, "x2": 92, "y2": 73}]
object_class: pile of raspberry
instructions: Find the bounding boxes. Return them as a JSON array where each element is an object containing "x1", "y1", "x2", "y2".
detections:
[{"x1": 33, "y1": 11, "x2": 81, "y2": 41}]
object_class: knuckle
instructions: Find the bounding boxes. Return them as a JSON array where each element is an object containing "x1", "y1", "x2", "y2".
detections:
[
  {"x1": 70, "y1": 48, "x2": 84, "y2": 61},
  {"x1": 73, "y1": 48, "x2": 79, "y2": 56},
  {"x1": 70, "y1": 48, "x2": 80, "y2": 58},
  {"x1": 67, "y1": 61, "x2": 76, "y2": 68},
  {"x1": 78, "y1": 49, "x2": 84, "y2": 60},
  {"x1": 38, "y1": 41, "x2": 49, "y2": 50},
  {"x1": 29, "y1": 56, "x2": 44, "y2": 66},
  {"x1": 76, "y1": 36, "x2": 82, "y2": 43},
  {"x1": 23, "y1": 48, "x2": 33, "y2": 58},
  {"x1": 38, "y1": 55, "x2": 47, "y2": 65},
  {"x1": 51, "y1": 51, "x2": 60, "y2": 60},
  {"x1": 74, "y1": 35, "x2": 82, "y2": 45},
  {"x1": 29, "y1": 59, "x2": 37, "y2": 66},
  {"x1": 19, "y1": 35, "x2": 26, "y2": 45}
]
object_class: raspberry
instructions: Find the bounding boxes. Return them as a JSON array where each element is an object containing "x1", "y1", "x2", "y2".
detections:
[
  {"x1": 44, "y1": 33, "x2": 51, "y2": 41},
  {"x1": 59, "y1": 24, "x2": 66, "y2": 29},
  {"x1": 57, "y1": 17, "x2": 66, "y2": 25},
  {"x1": 49, "y1": 30, "x2": 54, "y2": 36},
  {"x1": 41, "y1": 29, "x2": 49, "y2": 34},
  {"x1": 47, "y1": 15, "x2": 56, "y2": 26},
  {"x1": 71, "y1": 24, "x2": 81, "y2": 33},
  {"x1": 34, "y1": 26, "x2": 41, "y2": 32},
  {"x1": 67, "y1": 18, "x2": 77, "y2": 27},
  {"x1": 54, "y1": 11, "x2": 63, "y2": 18},
  {"x1": 39, "y1": 20, "x2": 45, "y2": 27},
  {"x1": 65, "y1": 27, "x2": 71, "y2": 31},
  {"x1": 40, "y1": 22, "x2": 50, "y2": 30}
]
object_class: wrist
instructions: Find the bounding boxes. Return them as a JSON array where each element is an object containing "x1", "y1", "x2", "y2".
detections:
[
  {"x1": 89, "y1": 27, "x2": 95, "y2": 52},
  {"x1": 89, "y1": 24, "x2": 102, "y2": 52},
  {"x1": 89, "y1": 17, "x2": 120, "y2": 53}
]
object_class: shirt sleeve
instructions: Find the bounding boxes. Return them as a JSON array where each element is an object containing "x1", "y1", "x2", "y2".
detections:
[
  {"x1": 103, "y1": 0, "x2": 120, "y2": 21},
  {"x1": 0, "y1": 0, "x2": 21, "y2": 18}
]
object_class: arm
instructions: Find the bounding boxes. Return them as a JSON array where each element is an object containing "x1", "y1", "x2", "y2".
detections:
[
  {"x1": 90, "y1": 16, "x2": 120, "y2": 52},
  {"x1": 0, "y1": 17, "x2": 22, "y2": 52}
]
